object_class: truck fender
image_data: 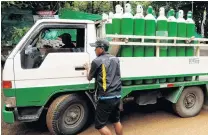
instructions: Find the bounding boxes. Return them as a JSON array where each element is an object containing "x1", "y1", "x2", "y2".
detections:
[{"x1": 45, "y1": 91, "x2": 96, "y2": 111}]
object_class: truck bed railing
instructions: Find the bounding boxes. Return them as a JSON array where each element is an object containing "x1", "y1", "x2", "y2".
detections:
[
  {"x1": 104, "y1": 34, "x2": 208, "y2": 57},
  {"x1": 106, "y1": 34, "x2": 208, "y2": 43},
  {"x1": 107, "y1": 42, "x2": 207, "y2": 47}
]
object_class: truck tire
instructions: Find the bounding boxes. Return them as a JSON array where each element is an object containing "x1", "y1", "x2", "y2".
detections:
[
  {"x1": 173, "y1": 86, "x2": 204, "y2": 118},
  {"x1": 46, "y1": 94, "x2": 89, "y2": 135}
]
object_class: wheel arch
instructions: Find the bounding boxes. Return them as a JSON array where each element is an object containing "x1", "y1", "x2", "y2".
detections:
[{"x1": 44, "y1": 90, "x2": 95, "y2": 110}]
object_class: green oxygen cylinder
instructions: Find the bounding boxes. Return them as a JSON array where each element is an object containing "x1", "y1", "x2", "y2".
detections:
[
  {"x1": 134, "y1": 5, "x2": 145, "y2": 37},
  {"x1": 185, "y1": 11, "x2": 195, "y2": 81},
  {"x1": 144, "y1": 6, "x2": 156, "y2": 84},
  {"x1": 121, "y1": 3, "x2": 133, "y2": 86},
  {"x1": 121, "y1": 3, "x2": 134, "y2": 35},
  {"x1": 186, "y1": 11, "x2": 195, "y2": 56},
  {"x1": 157, "y1": 7, "x2": 168, "y2": 83},
  {"x1": 167, "y1": 9, "x2": 177, "y2": 83},
  {"x1": 105, "y1": 12, "x2": 113, "y2": 34},
  {"x1": 112, "y1": 5, "x2": 123, "y2": 34},
  {"x1": 176, "y1": 10, "x2": 186, "y2": 82},
  {"x1": 157, "y1": 7, "x2": 168, "y2": 56},
  {"x1": 133, "y1": 4, "x2": 145, "y2": 85},
  {"x1": 145, "y1": 6, "x2": 156, "y2": 57}
]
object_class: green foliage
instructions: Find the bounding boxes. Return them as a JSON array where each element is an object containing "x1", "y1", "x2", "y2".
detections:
[
  {"x1": 63, "y1": 1, "x2": 112, "y2": 14},
  {"x1": 1, "y1": 1, "x2": 64, "y2": 11},
  {"x1": 2, "y1": 1, "x2": 207, "y2": 39},
  {"x1": 62, "y1": 1, "x2": 152, "y2": 15},
  {"x1": 93, "y1": 1, "x2": 111, "y2": 14},
  {"x1": 1, "y1": 1, "x2": 31, "y2": 9},
  {"x1": 1, "y1": 1, "x2": 15, "y2": 8},
  {"x1": 12, "y1": 27, "x2": 30, "y2": 44}
]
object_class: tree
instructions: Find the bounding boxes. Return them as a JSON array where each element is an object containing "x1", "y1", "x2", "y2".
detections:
[
  {"x1": 1, "y1": 1, "x2": 65, "y2": 11},
  {"x1": 2, "y1": 1, "x2": 207, "y2": 38},
  {"x1": 63, "y1": 1, "x2": 112, "y2": 14}
]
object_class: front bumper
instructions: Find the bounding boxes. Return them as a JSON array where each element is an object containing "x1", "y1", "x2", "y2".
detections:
[{"x1": 2, "y1": 105, "x2": 15, "y2": 124}]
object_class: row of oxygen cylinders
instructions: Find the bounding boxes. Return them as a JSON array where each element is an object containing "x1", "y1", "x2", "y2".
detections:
[{"x1": 103, "y1": 4, "x2": 195, "y2": 85}]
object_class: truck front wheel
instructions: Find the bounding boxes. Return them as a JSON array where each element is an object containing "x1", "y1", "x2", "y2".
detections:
[
  {"x1": 46, "y1": 94, "x2": 89, "y2": 135},
  {"x1": 173, "y1": 86, "x2": 204, "y2": 118}
]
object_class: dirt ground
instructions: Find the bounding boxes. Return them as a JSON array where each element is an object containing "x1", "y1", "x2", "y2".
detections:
[{"x1": 1, "y1": 101, "x2": 208, "y2": 135}]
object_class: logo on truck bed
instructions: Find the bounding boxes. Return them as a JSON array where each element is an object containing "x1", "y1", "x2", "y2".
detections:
[{"x1": 189, "y1": 58, "x2": 200, "y2": 64}]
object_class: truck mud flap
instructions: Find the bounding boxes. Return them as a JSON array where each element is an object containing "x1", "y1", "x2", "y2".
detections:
[{"x1": 163, "y1": 86, "x2": 184, "y2": 103}]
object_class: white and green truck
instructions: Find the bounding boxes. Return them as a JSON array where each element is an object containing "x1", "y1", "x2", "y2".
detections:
[{"x1": 2, "y1": 7, "x2": 208, "y2": 135}]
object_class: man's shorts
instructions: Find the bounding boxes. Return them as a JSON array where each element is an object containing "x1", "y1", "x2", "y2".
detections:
[{"x1": 95, "y1": 98, "x2": 121, "y2": 129}]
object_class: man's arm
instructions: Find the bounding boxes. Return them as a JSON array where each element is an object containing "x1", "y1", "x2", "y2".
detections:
[
  {"x1": 86, "y1": 67, "x2": 93, "y2": 81},
  {"x1": 84, "y1": 61, "x2": 98, "y2": 81}
]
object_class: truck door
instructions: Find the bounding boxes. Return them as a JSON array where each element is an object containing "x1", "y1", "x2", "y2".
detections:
[{"x1": 13, "y1": 22, "x2": 90, "y2": 106}]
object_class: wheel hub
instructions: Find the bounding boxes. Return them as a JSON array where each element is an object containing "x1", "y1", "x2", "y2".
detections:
[
  {"x1": 64, "y1": 105, "x2": 82, "y2": 126},
  {"x1": 184, "y1": 93, "x2": 196, "y2": 109},
  {"x1": 69, "y1": 112, "x2": 77, "y2": 119}
]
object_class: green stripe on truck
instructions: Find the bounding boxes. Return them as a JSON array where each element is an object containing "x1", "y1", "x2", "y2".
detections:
[
  {"x1": 3, "y1": 77, "x2": 208, "y2": 107},
  {"x1": 121, "y1": 73, "x2": 208, "y2": 81}
]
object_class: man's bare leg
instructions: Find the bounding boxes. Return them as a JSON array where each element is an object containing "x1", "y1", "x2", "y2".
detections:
[
  {"x1": 113, "y1": 122, "x2": 123, "y2": 135},
  {"x1": 98, "y1": 126, "x2": 113, "y2": 135}
]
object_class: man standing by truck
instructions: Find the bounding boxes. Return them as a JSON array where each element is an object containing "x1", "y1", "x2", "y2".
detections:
[{"x1": 84, "y1": 39, "x2": 123, "y2": 135}]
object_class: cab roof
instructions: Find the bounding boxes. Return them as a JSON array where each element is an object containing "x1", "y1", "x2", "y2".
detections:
[{"x1": 36, "y1": 19, "x2": 95, "y2": 24}]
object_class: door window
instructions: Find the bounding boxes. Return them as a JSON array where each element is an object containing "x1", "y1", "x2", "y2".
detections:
[{"x1": 20, "y1": 25, "x2": 86, "y2": 69}]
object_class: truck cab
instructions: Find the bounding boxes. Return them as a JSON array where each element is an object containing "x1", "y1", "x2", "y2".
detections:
[{"x1": 2, "y1": 19, "x2": 99, "y2": 132}]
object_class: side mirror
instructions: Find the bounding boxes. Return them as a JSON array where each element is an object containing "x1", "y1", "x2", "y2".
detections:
[
  {"x1": 25, "y1": 45, "x2": 33, "y2": 55},
  {"x1": 25, "y1": 45, "x2": 38, "y2": 55}
]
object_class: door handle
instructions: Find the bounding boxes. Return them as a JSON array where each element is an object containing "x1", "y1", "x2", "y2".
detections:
[{"x1": 75, "y1": 66, "x2": 85, "y2": 70}]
